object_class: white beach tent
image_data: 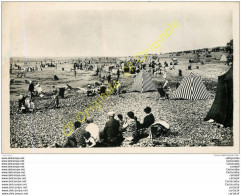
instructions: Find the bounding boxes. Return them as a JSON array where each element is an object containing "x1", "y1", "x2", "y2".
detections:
[{"x1": 220, "y1": 53, "x2": 228, "y2": 62}]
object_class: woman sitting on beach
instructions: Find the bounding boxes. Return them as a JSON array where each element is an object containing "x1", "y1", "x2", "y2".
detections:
[
  {"x1": 117, "y1": 114, "x2": 124, "y2": 132},
  {"x1": 122, "y1": 111, "x2": 138, "y2": 145}
]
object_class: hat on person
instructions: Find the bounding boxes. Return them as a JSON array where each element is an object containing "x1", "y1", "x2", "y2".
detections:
[
  {"x1": 86, "y1": 117, "x2": 94, "y2": 123},
  {"x1": 108, "y1": 111, "x2": 115, "y2": 117}
]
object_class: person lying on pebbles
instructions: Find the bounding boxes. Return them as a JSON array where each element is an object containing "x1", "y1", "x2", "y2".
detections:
[{"x1": 52, "y1": 121, "x2": 93, "y2": 148}]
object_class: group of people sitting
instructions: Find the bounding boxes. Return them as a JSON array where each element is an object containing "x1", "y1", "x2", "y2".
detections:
[
  {"x1": 19, "y1": 81, "x2": 60, "y2": 113},
  {"x1": 54, "y1": 107, "x2": 156, "y2": 148},
  {"x1": 18, "y1": 94, "x2": 35, "y2": 113},
  {"x1": 27, "y1": 80, "x2": 44, "y2": 98},
  {"x1": 87, "y1": 80, "x2": 121, "y2": 97}
]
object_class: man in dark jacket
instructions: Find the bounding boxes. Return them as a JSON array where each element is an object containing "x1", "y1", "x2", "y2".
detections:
[
  {"x1": 107, "y1": 72, "x2": 111, "y2": 83},
  {"x1": 141, "y1": 107, "x2": 155, "y2": 129},
  {"x1": 117, "y1": 69, "x2": 120, "y2": 80},
  {"x1": 101, "y1": 111, "x2": 123, "y2": 147},
  {"x1": 28, "y1": 81, "x2": 35, "y2": 98}
]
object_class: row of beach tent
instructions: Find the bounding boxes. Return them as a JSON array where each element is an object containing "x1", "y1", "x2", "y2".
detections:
[
  {"x1": 193, "y1": 53, "x2": 229, "y2": 62},
  {"x1": 130, "y1": 67, "x2": 233, "y2": 127}
]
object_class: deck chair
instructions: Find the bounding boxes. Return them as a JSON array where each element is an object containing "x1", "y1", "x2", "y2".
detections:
[
  {"x1": 157, "y1": 87, "x2": 168, "y2": 99},
  {"x1": 44, "y1": 95, "x2": 59, "y2": 109},
  {"x1": 149, "y1": 121, "x2": 170, "y2": 143}
]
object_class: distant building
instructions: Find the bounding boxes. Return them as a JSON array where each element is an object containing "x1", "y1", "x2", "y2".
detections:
[
  {"x1": 219, "y1": 46, "x2": 226, "y2": 51},
  {"x1": 212, "y1": 47, "x2": 220, "y2": 52}
]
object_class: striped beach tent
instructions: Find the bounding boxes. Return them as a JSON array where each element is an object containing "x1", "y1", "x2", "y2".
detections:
[
  {"x1": 130, "y1": 70, "x2": 157, "y2": 93},
  {"x1": 171, "y1": 73, "x2": 210, "y2": 100}
]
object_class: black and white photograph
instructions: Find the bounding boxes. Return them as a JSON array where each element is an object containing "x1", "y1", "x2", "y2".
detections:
[{"x1": 2, "y1": 2, "x2": 239, "y2": 153}]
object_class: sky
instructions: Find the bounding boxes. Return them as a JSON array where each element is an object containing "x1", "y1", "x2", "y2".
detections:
[{"x1": 3, "y1": 2, "x2": 234, "y2": 58}]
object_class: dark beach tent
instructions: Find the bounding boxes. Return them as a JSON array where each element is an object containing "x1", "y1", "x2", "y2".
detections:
[
  {"x1": 59, "y1": 88, "x2": 65, "y2": 98},
  {"x1": 171, "y1": 73, "x2": 210, "y2": 100},
  {"x1": 204, "y1": 67, "x2": 233, "y2": 127},
  {"x1": 130, "y1": 70, "x2": 157, "y2": 93},
  {"x1": 157, "y1": 87, "x2": 168, "y2": 98},
  {"x1": 54, "y1": 75, "x2": 59, "y2": 80}
]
